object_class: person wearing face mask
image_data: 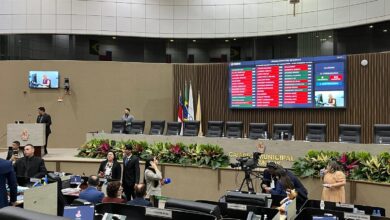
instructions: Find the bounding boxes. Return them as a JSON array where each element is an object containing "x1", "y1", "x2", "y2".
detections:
[
  {"x1": 98, "y1": 151, "x2": 122, "y2": 180},
  {"x1": 121, "y1": 108, "x2": 134, "y2": 125}
]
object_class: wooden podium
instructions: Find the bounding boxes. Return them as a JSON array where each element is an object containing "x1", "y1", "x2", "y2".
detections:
[{"x1": 7, "y1": 123, "x2": 45, "y2": 157}]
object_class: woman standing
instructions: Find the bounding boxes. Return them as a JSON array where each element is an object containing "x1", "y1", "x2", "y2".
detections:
[
  {"x1": 144, "y1": 156, "x2": 163, "y2": 197},
  {"x1": 98, "y1": 151, "x2": 122, "y2": 180},
  {"x1": 321, "y1": 161, "x2": 346, "y2": 203}
]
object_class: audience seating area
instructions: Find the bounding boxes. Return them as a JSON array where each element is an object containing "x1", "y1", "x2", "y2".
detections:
[{"x1": 111, "y1": 120, "x2": 390, "y2": 143}]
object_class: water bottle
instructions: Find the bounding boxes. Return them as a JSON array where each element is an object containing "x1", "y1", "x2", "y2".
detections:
[
  {"x1": 373, "y1": 209, "x2": 381, "y2": 216},
  {"x1": 291, "y1": 135, "x2": 295, "y2": 141},
  {"x1": 263, "y1": 214, "x2": 268, "y2": 220},
  {"x1": 140, "y1": 130, "x2": 143, "y2": 135},
  {"x1": 281, "y1": 131, "x2": 284, "y2": 140},
  {"x1": 338, "y1": 136, "x2": 342, "y2": 142},
  {"x1": 264, "y1": 131, "x2": 268, "y2": 140},
  {"x1": 320, "y1": 200, "x2": 325, "y2": 210},
  {"x1": 379, "y1": 137, "x2": 383, "y2": 144},
  {"x1": 305, "y1": 136, "x2": 309, "y2": 141}
]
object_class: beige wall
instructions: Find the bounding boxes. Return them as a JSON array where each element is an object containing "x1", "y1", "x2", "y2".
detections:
[{"x1": 0, "y1": 61, "x2": 173, "y2": 148}]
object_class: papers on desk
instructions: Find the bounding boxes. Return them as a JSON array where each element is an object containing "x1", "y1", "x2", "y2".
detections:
[{"x1": 62, "y1": 188, "x2": 81, "y2": 196}]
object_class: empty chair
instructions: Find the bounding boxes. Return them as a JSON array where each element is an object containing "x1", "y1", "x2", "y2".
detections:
[
  {"x1": 225, "y1": 121, "x2": 243, "y2": 138},
  {"x1": 183, "y1": 121, "x2": 200, "y2": 136},
  {"x1": 248, "y1": 123, "x2": 268, "y2": 139},
  {"x1": 206, "y1": 121, "x2": 224, "y2": 137},
  {"x1": 166, "y1": 122, "x2": 182, "y2": 136},
  {"x1": 305, "y1": 123, "x2": 327, "y2": 142},
  {"x1": 149, "y1": 120, "x2": 165, "y2": 135},
  {"x1": 111, "y1": 120, "x2": 126, "y2": 134},
  {"x1": 339, "y1": 124, "x2": 361, "y2": 143},
  {"x1": 127, "y1": 120, "x2": 145, "y2": 134},
  {"x1": 373, "y1": 124, "x2": 390, "y2": 144},
  {"x1": 272, "y1": 124, "x2": 294, "y2": 140}
]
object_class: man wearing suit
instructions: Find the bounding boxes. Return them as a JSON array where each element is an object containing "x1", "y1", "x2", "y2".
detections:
[
  {"x1": 37, "y1": 107, "x2": 52, "y2": 155},
  {"x1": 79, "y1": 175, "x2": 104, "y2": 204},
  {"x1": 127, "y1": 184, "x2": 152, "y2": 207},
  {"x1": 122, "y1": 144, "x2": 140, "y2": 201},
  {"x1": 14, "y1": 144, "x2": 47, "y2": 178},
  {"x1": 0, "y1": 158, "x2": 17, "y2": 209}
]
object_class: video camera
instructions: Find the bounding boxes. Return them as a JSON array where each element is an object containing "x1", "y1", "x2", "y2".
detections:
[{"x1": 231, "y1": 152, "x2": 261, "y2": 171}]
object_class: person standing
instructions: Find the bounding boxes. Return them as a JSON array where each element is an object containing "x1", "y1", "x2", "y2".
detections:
[
  {"x1": 144, "y1": 156, "x2": 163, "y2": 197},
  {"x1": 37, "y1": 107, "x2": 52, "y2": 155},
  {"x1": 0, "y1": 158, "x2": 17, "y2": 209},
  {"x1": 121, "y1": 108, "x2": 134, "y2": 125},
  {"x1": 122, "y1": 144, "x2": 140, "y2": 201},
  {"x1": 321, "y1": 161, "x2": 346, "y2": 203},
  {"x1": 97, "y1": 151, "x2": 122, "y2": 180},
  {"x1": 14, "y1": 144, "x2": 47, "y2": 178}
]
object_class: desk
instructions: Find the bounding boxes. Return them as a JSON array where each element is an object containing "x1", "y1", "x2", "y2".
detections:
[{"x1": 87, "y1": 133, "x2": 390, "y2": 168}]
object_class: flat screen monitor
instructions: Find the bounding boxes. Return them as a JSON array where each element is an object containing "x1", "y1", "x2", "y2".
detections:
[
  {"x1": 29, "y1": 71, "x2": 59, "y2": 89},
  {"x1": 70, "y1": 175, "x2": 82, "y2": 185},
  {"x1": 229, "y1": 55, "x2": 346, "y2": 109},
  {"x1": 64, "y1": 205, "x2": 94, "y2": 220}
]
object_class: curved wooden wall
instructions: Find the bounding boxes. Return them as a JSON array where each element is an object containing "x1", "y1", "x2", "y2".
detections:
[{"x1": 173, "y1": 52, "x2": 390, "y2": 143}]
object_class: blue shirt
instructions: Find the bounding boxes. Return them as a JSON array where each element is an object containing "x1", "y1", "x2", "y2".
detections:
[
  {"x1": 127, "y1": 198, "x2": 152, "y2": 207},
  {"x1": 79, "y1": 187, "x2": 104, "y2": 204}
]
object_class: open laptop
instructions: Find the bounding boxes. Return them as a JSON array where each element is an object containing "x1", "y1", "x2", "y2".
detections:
[{"x1": 63, "y1": 205, "x2": 94, "y2": 220}]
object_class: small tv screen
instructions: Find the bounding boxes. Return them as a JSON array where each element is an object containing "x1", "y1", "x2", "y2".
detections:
[{"x1": 29, "y1": 71, "x2": 59, "y2": 89}]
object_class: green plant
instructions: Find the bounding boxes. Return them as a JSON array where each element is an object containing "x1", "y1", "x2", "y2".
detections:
[{"x1": 77, "y1": 139, "x2": 230, "y2": 169}]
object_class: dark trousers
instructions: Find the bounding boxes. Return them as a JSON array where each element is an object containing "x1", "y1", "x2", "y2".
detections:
[
  {"x1": 123, "y1": 183, "x2": 135, "y2": 201},
  {"x1": 44, "y1": 133, "x2": 50, "y2": 154}
]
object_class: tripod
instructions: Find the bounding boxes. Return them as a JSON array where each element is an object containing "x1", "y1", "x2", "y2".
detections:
[{"x1": 238, "y1": 169, "x2": 260, "y2": 193}]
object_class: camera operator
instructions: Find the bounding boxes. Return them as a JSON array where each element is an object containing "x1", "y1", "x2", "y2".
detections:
[{"x1": 263, "y1": 163, "x2": 308, "y2": 209}]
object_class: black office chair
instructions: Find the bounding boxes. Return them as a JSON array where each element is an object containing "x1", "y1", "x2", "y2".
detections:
[
  {"x1": 127, "y1": 120, "x2": 145, "y2": 134},
  {"x1": 305, "y1": 123, "x2": 326, "y2": 142},
  {"x1": 0, "y1": 207, "x2": 69, "y2": 220},
  {"x1": 165, "y1": 198, "x2": 222, "y2": 219},
  {"x1": 248, "y1": 123, "x2": 268, "y2": 139},
  {"x1": 166, "y1": 122, "x2": 182, "y2": 136},
  {"x1": 111, "y1": 120, "x2": 126, "y2": 133},
  {"x1": 373, "y1": 124, "x2": 390, "y2": 144},
  {"x1": 225, "y1": 121, "x2": 243, "y2": 138},
  {"x1": 183, "y1": 121, "x2": 200, "y2": 136},
  {"x1": 339, "y1": 124, "x2": 361, "y2": 143},
  {"x1": 206, "y1": 121, "x2": 224, "y2": 137},
  {"x1": 149, "y1": 120, "x2": 165, "y2": 135},
  {"x1": 272, "y1": 124, "x2": 293, "y2": 140}
]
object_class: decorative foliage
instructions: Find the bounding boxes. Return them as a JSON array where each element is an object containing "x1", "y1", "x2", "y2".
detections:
[
  {"x1": 292, "y1": 150, "x2": 390, "y2": 183},
  {"x1": 77, "y1": 139, "x2": 230, "y2": 169}
]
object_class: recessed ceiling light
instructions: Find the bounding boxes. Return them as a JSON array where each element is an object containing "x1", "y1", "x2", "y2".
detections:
[
  {"x1": 369, "y1": 25, "x2": 374, "y2": 29},
  {"x1": 328, "y1": 35, "x2": 332, "y2": 38},
  {"x1": 315, "y1": 35, "x2": 319, "y2": 38},
  {"x1": 192, "y1": 39, "x2": 196, "y2": 42},
  {"x1": 225, "y1": 39, "x2": 229, "y2": 42},
  {"x1": 287, "y1": 36, "x2": 292, "y2": 39},
  {"x1": 112, "y1": 36, "x2": 116, "y2": 40},
  {"x1": 233, "y1": 38, "x2": 237, "y2": 41},
  {"x1": 383, "y1": 29, "x2": 388, "y2": 33},
  {"x1": 170, "y1": 39, "x2": 174, "y2": 42}
]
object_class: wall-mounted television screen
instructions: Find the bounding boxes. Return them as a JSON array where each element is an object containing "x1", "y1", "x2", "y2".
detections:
[
  {"x1": 229, "y1": 55, "x2": 346, "y2": 109},
  {"x1": 29, "y1": 71, "x2": 59, "y2": 89}
]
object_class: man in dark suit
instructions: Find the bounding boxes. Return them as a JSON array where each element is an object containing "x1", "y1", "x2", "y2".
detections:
[
  {"x1": 6, "y1": 141, "x2": 23, "y2": 163},
  {"x1": 14, "y1": 144, "x2": 47, "y2": 178},
  {"x1": 79, "y1": 175, "x2": 104, "y2": 204},
  {"x1": 127, "y1": 184, "x2": 151, "y2": 207},
  {"x1": 0, "y1": 158, "x2": 17, "y2": 209},
  {"x1": 122, "y1": 144, "x2": 140, "y2": 201},
  {"x1": 36, "y1": 107, "x2": 52, "y2": 155}
]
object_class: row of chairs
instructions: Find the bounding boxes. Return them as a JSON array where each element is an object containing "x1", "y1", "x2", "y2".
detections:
[{"x1": 111, "y1": 120, "x2": 390, "y2": 144}]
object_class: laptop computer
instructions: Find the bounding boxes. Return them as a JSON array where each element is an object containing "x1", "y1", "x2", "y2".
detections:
[{"x1": 63, "y1": 205, "x2": 95, "y2": 220}]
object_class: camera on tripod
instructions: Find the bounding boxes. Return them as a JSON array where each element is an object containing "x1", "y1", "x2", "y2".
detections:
[{"x1": 231, "y1": 152, "x2": 261, "y2": 171}]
